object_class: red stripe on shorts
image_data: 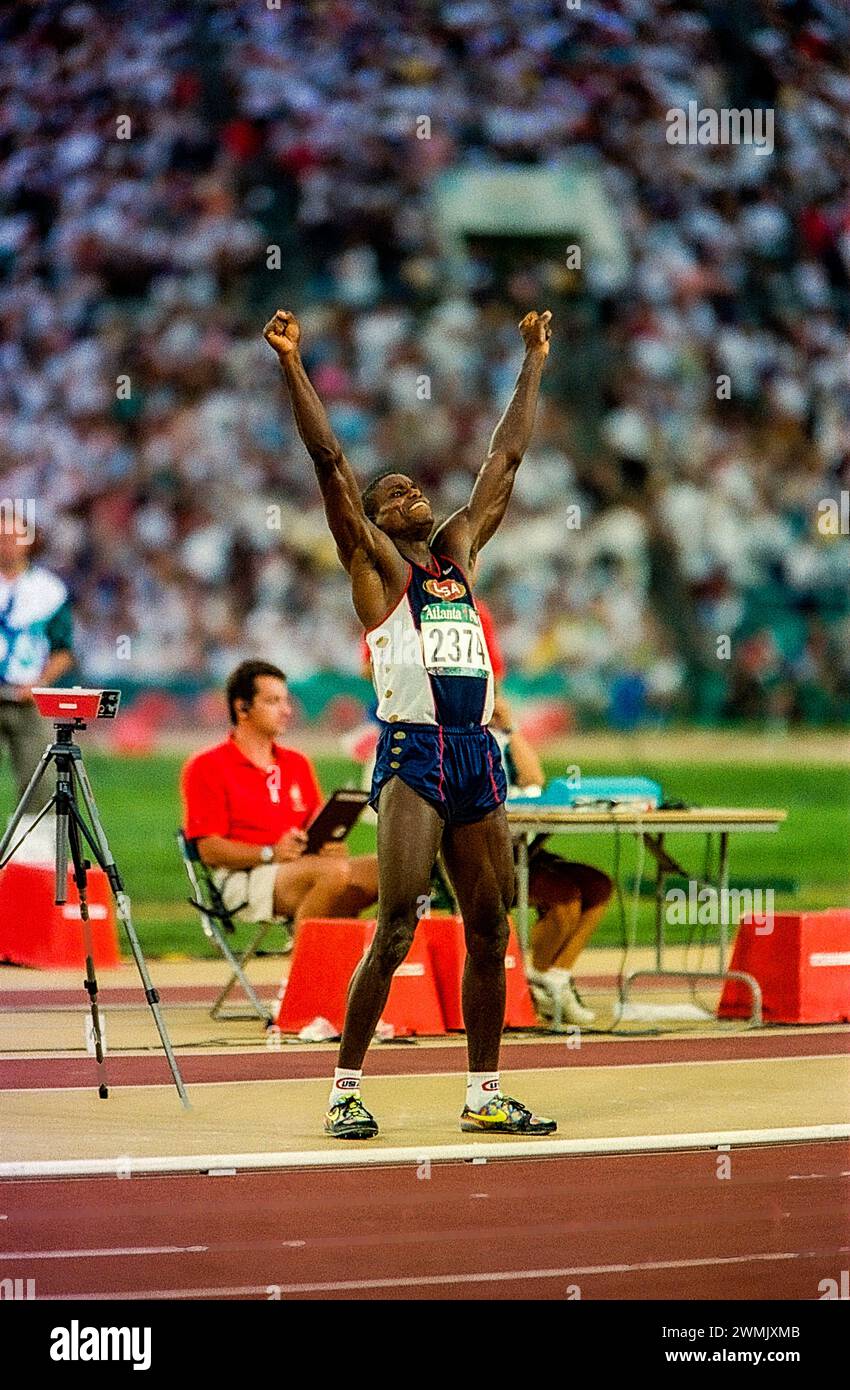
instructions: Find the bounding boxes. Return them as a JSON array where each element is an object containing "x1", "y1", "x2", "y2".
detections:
[{"x1": 486, "y1": 745, "x2": 500, "y2": 802}]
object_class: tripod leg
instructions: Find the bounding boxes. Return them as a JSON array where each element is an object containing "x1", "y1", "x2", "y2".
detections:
[
  {"x1": 66, "y1": 807, "x2": 109, "y2": 1100},
  {"x1": 70, "y1": 759, "x2": 190, "y2": 1110},
  {"x1": 0, "y1": 746, "x2": 53, "y2": 866},
  {"x1": 54, "y1": 791, "x2": 69, "y2": 906}
]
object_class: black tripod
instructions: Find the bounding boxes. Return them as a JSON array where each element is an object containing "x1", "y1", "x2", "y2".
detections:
[{"x1": 0, "y1": 719, "x2": 189, "y2": 1107}]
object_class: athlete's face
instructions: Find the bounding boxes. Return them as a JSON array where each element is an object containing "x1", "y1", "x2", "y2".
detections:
[
  {"x1": 239, "y1": 676, "x2": 291, "y2": 738},
  {"x1": 371, "y1": 475, "x2": 433, "y2": 539}
]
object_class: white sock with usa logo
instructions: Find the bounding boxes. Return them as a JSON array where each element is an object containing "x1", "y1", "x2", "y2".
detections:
[
  {"x1": 329, "y1": 1068, "x2": 362, "y2": 1108},
  {"x1": 466, "y1": 1073, "x2": 500, "y2": 1111}
]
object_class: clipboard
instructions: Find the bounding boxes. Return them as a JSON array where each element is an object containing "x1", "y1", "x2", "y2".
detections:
[{"x1": 304, "y1": 789, "x2": 370, "y2": 855}]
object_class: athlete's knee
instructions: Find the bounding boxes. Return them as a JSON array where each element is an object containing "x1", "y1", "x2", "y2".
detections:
[
  {"x1": 464, "y1": 906, "x2": 509, "y2": 967},
  {"x1": 371, "y1": 905, "x2": 418, "y2": 975}
]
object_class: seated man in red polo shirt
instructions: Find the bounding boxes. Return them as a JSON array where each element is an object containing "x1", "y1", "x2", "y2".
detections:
[{"x1": 181, "y1": 660, "x2": 378, "y2": 926}]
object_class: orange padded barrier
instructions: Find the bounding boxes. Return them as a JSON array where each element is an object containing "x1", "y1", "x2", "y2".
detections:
[
  {"x1": 421, "y1": 914, "x2": 538, "y2": 1029},
  {"x1": 0, "y1": 863, "x2": 119, "y2": 969},
  {"x1": 275, "y1": 917, "x2": 446, "y2": 1036},
  {"x1": 718, "y1": 909, "x2": 850, "y2": 1023}
]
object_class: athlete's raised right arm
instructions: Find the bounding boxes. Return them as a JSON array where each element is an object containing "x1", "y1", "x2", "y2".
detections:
[{"x1": 263, "y1": 309, "x2": 378, "y2": 569}]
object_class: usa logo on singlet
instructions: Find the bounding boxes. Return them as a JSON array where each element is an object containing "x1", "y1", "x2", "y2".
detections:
[{"x1": 423, "y1": 577, "x2": 466, "y2": 601}]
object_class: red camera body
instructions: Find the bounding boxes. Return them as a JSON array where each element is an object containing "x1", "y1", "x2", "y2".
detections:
[{"x1": 31, "y1": 688, "x2": 121, "y2": 721}]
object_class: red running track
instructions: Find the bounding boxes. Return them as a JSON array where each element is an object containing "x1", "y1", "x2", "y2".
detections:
[
  {"x1": 3, "y1": 1028, "x2": 847, "y2": 1090},
  {"x1": 2, "y1": 1142, "x2": 848, "y2": 1300}
]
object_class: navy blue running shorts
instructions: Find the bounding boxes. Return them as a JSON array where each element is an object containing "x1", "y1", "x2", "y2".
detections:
[{"x1": 370, "y1": 722, "x2": 507, "y2": 826}]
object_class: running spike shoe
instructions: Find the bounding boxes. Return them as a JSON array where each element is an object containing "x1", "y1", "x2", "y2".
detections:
[
  {"x1": 324, "y1": 1092, "x2": 379, "y2": 1140},
  {"x1": 460, "y1": 1095, "x2": 556, "y2": 1135}
]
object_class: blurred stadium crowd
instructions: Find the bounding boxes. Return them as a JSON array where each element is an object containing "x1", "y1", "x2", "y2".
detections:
[{"x1": 1, "y1": 0, "x2": 848, "y2": 730}]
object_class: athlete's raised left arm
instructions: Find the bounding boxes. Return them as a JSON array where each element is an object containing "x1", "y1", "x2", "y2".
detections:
[{"x1": 433, "y1": 310, "x2": 551, "y2": 571}]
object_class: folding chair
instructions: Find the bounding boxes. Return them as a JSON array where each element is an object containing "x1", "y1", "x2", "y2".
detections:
[{"x1": 176, "y1": 831, "x2": 292, "y2": 1023}]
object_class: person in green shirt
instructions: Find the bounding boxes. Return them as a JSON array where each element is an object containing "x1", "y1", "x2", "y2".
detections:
[{"x1": 0, "y1": 529, "x2": 75, "y2": 801}]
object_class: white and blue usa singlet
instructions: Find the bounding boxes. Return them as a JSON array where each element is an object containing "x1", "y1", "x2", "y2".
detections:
[{"x1": 365, "y1": 554, "x2": 495, "y2": 727}]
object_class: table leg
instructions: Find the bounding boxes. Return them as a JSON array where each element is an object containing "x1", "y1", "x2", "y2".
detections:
[
  {"x1": 516, "y1": 833, "x2": 530, "y2": 952},
  {"x1": 630, "y1": 829, "x2": 646, "y2": 950},
  {"x1": 654, "y1": 834, "x2": 665, "y2": 972},
  {"x1": 718, "y1": 830, "x2": 730, "y2": 973}
]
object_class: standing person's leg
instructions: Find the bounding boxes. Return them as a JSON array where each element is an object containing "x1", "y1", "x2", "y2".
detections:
[
  {"x1": 324, "y1": 778, "x2": 442, "y2": 1138},
  {"x1": 441, "y1": 807, "x2": 514, "y2": 1073},
  {"x1": 1, "y1": 702, "x2": 53, "y2": 860},
  {"x1": 442, "y1": 807, "x2": 555, "y2": 1133},
  {"x1": 0, "y1": 706, "x2": 10, "y2": 807},
  {"x1": 7, "y1": 701, "x2": 51, "y2": 804},
  {"x1": 337, "y1": 778, "x2": 443, "y2": 1069}
]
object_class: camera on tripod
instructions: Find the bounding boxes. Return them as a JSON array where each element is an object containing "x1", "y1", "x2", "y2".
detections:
[
  {"x1": 31, "y1": 687, "x2": 121, "y2": 725},
  {"x1": 0, "y1": 682, "x2": 188, "y2": 1105}
]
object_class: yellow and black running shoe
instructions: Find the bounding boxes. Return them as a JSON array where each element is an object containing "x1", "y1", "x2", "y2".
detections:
[
  {"x1": 324, "y1": 1092, "x2": 379, "y2": 1140},
  {"x1": 460, "y1": 1095, "x2": 556, "y2": 1135}
]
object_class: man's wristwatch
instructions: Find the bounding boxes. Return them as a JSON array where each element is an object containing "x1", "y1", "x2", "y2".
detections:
[{"x1": 259, "y1": 845, "x2": 275, "y2": 865}]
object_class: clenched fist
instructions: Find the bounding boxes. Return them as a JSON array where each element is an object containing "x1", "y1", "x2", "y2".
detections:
[
  {"x1": 263, "y1": 309, "x2": 301, "y2": 357},
  {"x1": 519, "y1": 309, "x2": 552, "y2": 356}
]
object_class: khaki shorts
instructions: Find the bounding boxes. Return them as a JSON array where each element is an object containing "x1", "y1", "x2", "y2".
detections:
[{"x1": 211, "y1": 865, "x2": 279, "y2": 923}]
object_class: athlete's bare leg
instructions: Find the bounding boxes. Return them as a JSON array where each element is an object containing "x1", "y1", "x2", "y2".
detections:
[
  {"x1": 337, "y1": 778, "x2": 443, "y2": 1069},
  {"x1": 441, "y1": 806, "x2": 515, "y2": 1073}
]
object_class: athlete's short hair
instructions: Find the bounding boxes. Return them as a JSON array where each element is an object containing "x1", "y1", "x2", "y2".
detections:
[
  {"x1": 226, "y1": 659, "x2": 286, "y2": 725},
  {"x1": 361, "y1": 470, "x2": 400, "y2": 522}
]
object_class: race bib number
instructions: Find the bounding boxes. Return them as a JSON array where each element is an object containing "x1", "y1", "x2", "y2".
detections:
[{"x1": 420, "y1": 604, "x2": 490, "y2": 678}]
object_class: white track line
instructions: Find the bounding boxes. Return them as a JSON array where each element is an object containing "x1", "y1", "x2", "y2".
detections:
[
  {"x1": 1, "y1": 1124, "x2": 847, "y2": 1179},
  {"x1": 35, "y1": 1250, "x2": 818, "y2": 1300},
  {"x1": 2, "y1": 1245, "x2": 207, "y2": 1260}
]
